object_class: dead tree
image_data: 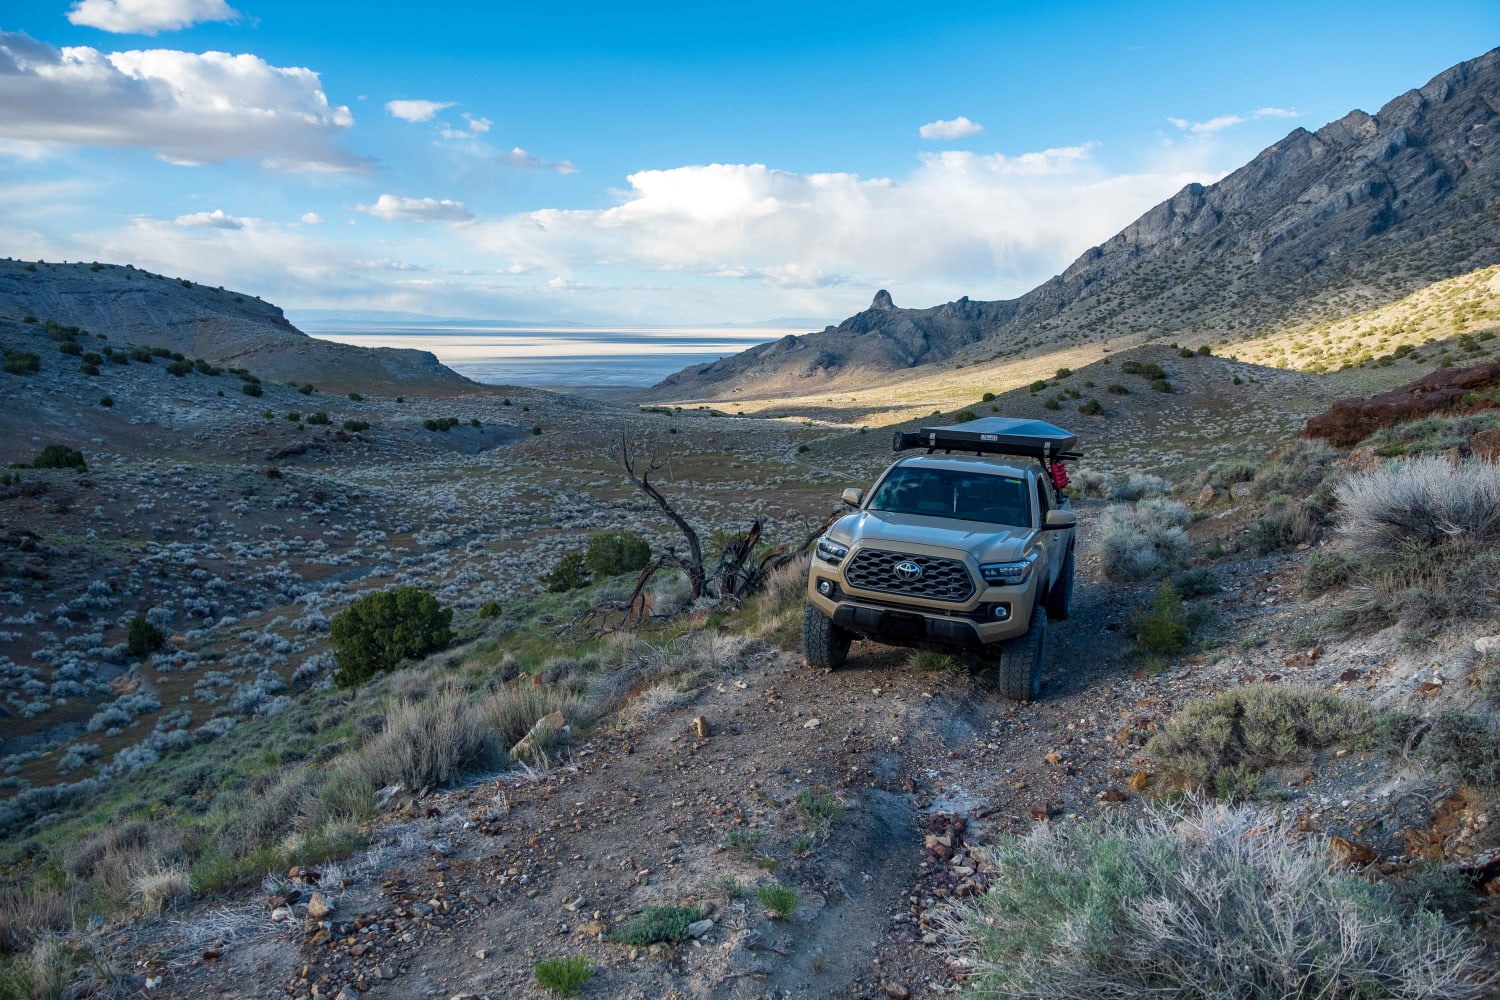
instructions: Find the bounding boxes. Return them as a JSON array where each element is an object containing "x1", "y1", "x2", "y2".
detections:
[{"x1": 612, "y1": 434, "x2": 707, "y2": 600}]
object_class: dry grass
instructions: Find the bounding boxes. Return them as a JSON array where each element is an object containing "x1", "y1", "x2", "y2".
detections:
[
  {"x1": 1337, "y1": 457, "x2": 1500, "y2": 552},
  {"x1": 944, "y1": 804, "x2": 1490, "y2": 999},
  {"x1": 1097, "y1": 498, "x2": 1191, "y2": 582},
  {"x1": 130, "y1": 867, "x2": 192, "y2": 914},
  {"x1": 360, "y1": 683, "x2": 505, "y2": 790}
]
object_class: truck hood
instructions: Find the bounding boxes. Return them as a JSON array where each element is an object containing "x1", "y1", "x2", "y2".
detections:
[{"x1": 829, "y1": 511, "x2": 1031, "y2": 563}]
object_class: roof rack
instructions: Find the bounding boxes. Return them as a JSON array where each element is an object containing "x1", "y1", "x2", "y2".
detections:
[{"x1": 892, "y1": 417, "x2": 1082, "y2": 461}]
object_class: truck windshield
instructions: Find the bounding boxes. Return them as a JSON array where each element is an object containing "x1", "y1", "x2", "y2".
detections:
[{"x1": 867, "y1": 467, "x2": 1030, "y2": 526}]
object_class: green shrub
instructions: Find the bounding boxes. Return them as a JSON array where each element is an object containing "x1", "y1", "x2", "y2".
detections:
[
  {"x1": 1055, "y1": 367, "x2": 1072, "y2": 379},
  {"x1": 534, "y1": 956, "x2": 592, "y2": 996},
  {"x1": 1179, "y1": 347, "x2": 1195, "y2": 357},
  {"x1": 329, "y1": 587, "x2": 453, "y2": 688},
  {"x1": 241, "y1": 381, "x2": 262, "y2": 397},
  {"x1": 541, "y1": 552, "x2": 591, "y2": 593},
  {"x1": 1419, "y1": 712, "x2": 1500, "y2": 787},
  {"x1": 796, "y1": 787, "x2": 844, "y2": 839},
  {"x1": 1147, "y1": 685, "x2": 1373, "y2": 795},
  {"x1": 342, "y1": 419, "x2": 369, "y2": 432},
  {"x1": 99, "y1": 395, "x2": 114, "y2": 408},
  {"x1": 29, "y1": 444, "x2": 86, "y2": 471},
  {"x1": 1120, "y1": 360, "x2": 1165, "y2": 379},
  {"x1": 1134, "y1": 583, "x2": 1191, "y2": 654},
  {"x1": 127, "y1": 616, "x2": 166, "y2": 658},
  {"x1": 130, "y1": 347, "x2": 153, "y2": 363},
  {"x1": 58, "y1": 340, "x2": 83, "y2": 356},
  {"x1": 1078, "y1": 398, "x2": 1104, "y2": 416},
  {"x1": 756, "y1": 883, "x2": 797, "y2": 920},
  {"x1": 981, "y1": 392, "x2": 996, "y2": 402},
  {"x1": 1196, "y1": 344, "x2": 1212, "y2": 356},
  {"x1": 1247, "y1": 501, "x2": 1323, "y2": 554},
  {"x1": 1028, "y1": 379, "x2": 1047, "y2": 393},
  {"x1": 3, "y1": 351, "x2": 41, "y2": 374},
  {"x1": 1170, "y1": 567, "x2": 1220, "y2": 599},
  {"x1": 305, "y1": 411, "x2": 330, "y2": 425},
  {"x1": 167, "y1": 359, "x2": 193, "y2": 376},
  {"x1": 1150, "y1": 378, "x2": 1173, "y2": 393},
  {"x1": 298, "y1": 384, "x2": 315, "y2": 395},
  {"x1": 347, "y1": 392, "x2": 362, "y2": 402},
  {"x1": 1042, "y1": 398, "x2": 1060, "y2": 410},
  {"x1": 80, "y1": 362, "x2": 100, "y2": 376},
  {"x1": 950, "y1": 807, "x2": 1487, "y2": 999},
  {"x1": 954, "y1": 408, "x2": 978, "y2": 422},
  {"x1": 478, "y1": 600, "x2": 503, "y2": 619},
  {"x1": 423, "y1": 417, "x2": 459, "y2": 432},
  {"x1": 1106, "y1": 383, "x2": 1128, "y2": 395},
  {"x1": 585, "y1": 531, "x2": 651, "y2": 578},
  {"x1": 1195, "y1": 456, "x2": 1259, "y2": 489},
  {"x1": 608, "y1": 905, "x2": 697, "y2": 945}
]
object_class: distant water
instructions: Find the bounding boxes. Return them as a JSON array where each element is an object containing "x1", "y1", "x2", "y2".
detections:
[{"x1": 304, "y1": 326, "x2": 795, "y2": 388}]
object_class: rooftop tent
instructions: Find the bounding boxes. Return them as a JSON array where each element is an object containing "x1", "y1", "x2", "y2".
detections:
[{"x1": 892, "y1": 417, "x2": 1081, "y2": 460}]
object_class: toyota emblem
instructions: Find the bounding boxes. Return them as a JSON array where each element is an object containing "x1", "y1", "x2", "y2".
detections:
[{"x1": 894, "y1": 560, "x2": 924, "y2": 581}]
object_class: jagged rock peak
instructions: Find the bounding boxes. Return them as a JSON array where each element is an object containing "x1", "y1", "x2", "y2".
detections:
[{"x1": 871, "y1": 289, "x2": 896, "y2": 310}]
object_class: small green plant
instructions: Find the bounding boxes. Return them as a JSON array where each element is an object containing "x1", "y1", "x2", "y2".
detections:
[
  {"x1": 127, "y1": 616, "x2": 166, "y2": 658},
  {"x1": 797, "y1": 787, "x2": 845, "y2": 839},
  {"x1": 1078, "y1": 398, "x2": 1104, "y2": 416},
  {"x1": 1151, "y1": 378, "x2": 1173, "y2": 393},
  {"x1": 305, "y1": 411, "x2": 330, "y2": 425},
  {"x1": 954, "y1": 408, "x2": 978, "y2": 422},
  {"x1": 329, "y1": 587, "x2": 453, "y2": 688},
  {"x1": 1043, "y1": 398, "x2": 1061, "y2": 411},
  {"x1": 3, "y1": 350, "x2": 41, "y2": 374},
  {"x1": 1134, "y1": 583, "x2": 1191, "y2": 655},
  {"x1": 721, "y1": 828, "x2": 764, "y2": 854},
  {"x1": 298, "y1": 383, "x2": 315, "y2": 395},
  {"x1": 99, "y1": 395, "x2": 114, "y2": 407},
  {"x1": 1169, "y1": 567, "x2": 1220, "y2": 599},
  {"x1": 478, "y1": 600, "x2": 503, "y2": 620},
  {"x1": 541, "y1": 552, "x2": 591, "y2": 593},
  {"x1": 756, "y1": 883, "x2": 797, "y2": 920},
  {"x1": 534, "y1": 956, "x2": 592, "y2": 996},
  {"x1": 1106, "y1": 383, "x2": 1128, "y2": 394},
  {"x1": 608, "y1": 905, "x2": 697, "y2": 945}
]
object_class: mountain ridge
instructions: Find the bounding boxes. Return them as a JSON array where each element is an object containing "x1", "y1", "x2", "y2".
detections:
[{"x1": 645, "y1": 46, "x2": 1500, "y2": 401}]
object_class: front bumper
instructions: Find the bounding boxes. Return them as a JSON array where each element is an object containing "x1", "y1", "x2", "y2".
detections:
[{"x1": 806, "y1": 570, "x2": 1034, "y2": 650}]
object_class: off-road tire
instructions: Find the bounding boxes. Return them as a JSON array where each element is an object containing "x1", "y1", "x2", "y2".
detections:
[
  {"x1": 1044, "y1": 546, "x2": 1074, "y2": 621},
  {"x1": 996, "y1": 600, "x2": 1047, "y2": 701},
  {"x1": 802, "y1": 602, "x2": 851, "y2": 669}
]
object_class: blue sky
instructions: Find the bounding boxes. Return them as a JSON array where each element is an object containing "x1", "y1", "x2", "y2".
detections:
[{"x1": 2, "y1": 1, "x2": 1496, "y2": 326}]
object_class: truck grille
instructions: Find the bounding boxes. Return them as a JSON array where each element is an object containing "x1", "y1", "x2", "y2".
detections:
[{"x1": 844, "y1": 549, "x2": 975, "y2": 603}]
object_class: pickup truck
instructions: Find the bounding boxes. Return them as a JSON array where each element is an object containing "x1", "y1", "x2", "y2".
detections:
[{"x1": 803, "y1": 417, "x2": 1079, "y2": 700}]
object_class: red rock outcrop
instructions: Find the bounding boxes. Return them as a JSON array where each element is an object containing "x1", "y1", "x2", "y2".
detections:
[{"x1": 1303, "y1": 362, "x2": 1500, "y2": 447}]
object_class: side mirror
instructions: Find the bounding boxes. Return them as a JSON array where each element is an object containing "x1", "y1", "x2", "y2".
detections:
[
  {"x1": 1042, "y1": 509, "x2": 1077, "y2": 530},
  {"x1": 841, "y1": 487, "x2": 865, "y2": 508}
]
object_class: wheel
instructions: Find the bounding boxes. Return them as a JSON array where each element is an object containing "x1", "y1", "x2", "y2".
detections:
[
  {"x1": 996, "y1": 600, "x2": 1047, "y2": 701},
  {"x1": 1044, "y1": 547, "x2": 1074, "y2": 621},
  {"x1": 802, "y1": 602, "x2": 851, "y2": 669}
]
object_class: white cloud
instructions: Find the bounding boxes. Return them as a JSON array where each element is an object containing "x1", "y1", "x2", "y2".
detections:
[
  {"x1": 919, "y1": 116, "x2": 984, "y2": 141},
  {"x1": 355, "y1": 194, "x2": 474, "y2": 224},
  {"x1": 67, "y1": 0, "x2": 240, "y2": 35},
  {"x1": 0, "y1": 32, "x2": 364, "y2": 170},
  {"x1": 466, "y1": 148, "x2": 1216, "y2": 296},
  {"x1": 1169, "y1": 107, "x2": 1300, "y2": 134},
  {"x1": 385, "y1": 99, "x2": 453, "y2": 123},
  {"x1": 300, "y1": 211, "x2": 323, "y2": 224},
  {"x1": 500, "y1": 146, "x2": 579, "y2": 174},
  {"x1": 440, "y1": 112, "x2": 492, "y2": 139},
  {"x1": 175, "y1": 208, "x2": 242, "y2": 228}
]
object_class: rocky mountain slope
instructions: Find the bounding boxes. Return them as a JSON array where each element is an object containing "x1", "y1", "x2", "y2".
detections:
[
  {"x1": 649, "y1": 46, "x2": 1500, "y2": 401},
  {"x1": 0, "y1": 260, "x2": 473, "y2": 396}
]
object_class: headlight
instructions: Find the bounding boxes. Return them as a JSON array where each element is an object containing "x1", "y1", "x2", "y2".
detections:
[
  {"x1": 815, "y1": 536, "x2": 850, "y2": 564},
  {"x1": 980, "y1": 552, "x2": 1037, "y2": 585}
]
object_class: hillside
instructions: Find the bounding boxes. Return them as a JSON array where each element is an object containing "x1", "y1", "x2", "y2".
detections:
[
  {"x1": 647, "y1": 46, "x2": 1500, "y2": 401},
  {"x1": 0, "y1": 259, "x2": 474, "y2": 396}
]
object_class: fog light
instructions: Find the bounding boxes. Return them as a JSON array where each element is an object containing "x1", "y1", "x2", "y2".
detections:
[
  {"x1": 993, "y1": 604, "x2": 1010, "y2": 621},
  {"x1": 817, "y1": 579, "x2": 834, "y2": 597}
]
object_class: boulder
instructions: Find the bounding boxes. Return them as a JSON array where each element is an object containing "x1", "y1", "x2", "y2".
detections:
[{"x1": 1304, "y1": 362, "x2": 1500, "y2": 447}]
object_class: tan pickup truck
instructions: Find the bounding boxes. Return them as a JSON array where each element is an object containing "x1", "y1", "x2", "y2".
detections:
[{"x1": 803, "y1": 417, "x2": 1079, "y2": 700}]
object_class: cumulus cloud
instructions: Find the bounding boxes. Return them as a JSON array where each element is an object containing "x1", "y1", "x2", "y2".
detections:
[
  {"x1": 919, "y1": 115, "x2": 984, "y2": 140},
  {"x1": 356, "y1": 194, "x2": 474, "y2": 224},
  {"x1": 440, "y1": 112, "x2": 492, "y2": 139},
  {"x1": 466, "y1": 147, "x2": 1214, "y2": 294},
  {"x1": 300, "y1": 211, "x2": 323, "y2": 224},
  {"x1": 175, "y1": 208, "x2": 242, "y2": 228},
  {"x1": 385, "y1": 99, "x2": 452, "y2": 122},
  {"x1": 500, "y1": 146, "x2": 579, "y2": 174},
  {"x1": 1169, "y1": 106, "x2": 1300, "y2": 134},
  {"x1": 67, "y1": 0, "x2": 240, "y2": 34},
  {"x1": 0, "y1": 31, "x2": 364, "y2": 170}
]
